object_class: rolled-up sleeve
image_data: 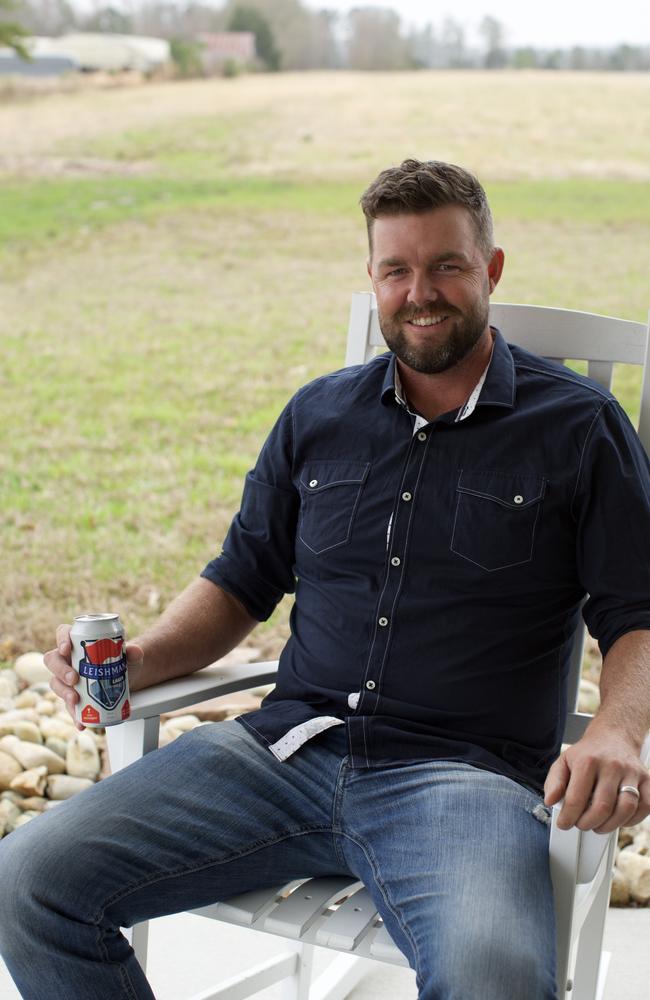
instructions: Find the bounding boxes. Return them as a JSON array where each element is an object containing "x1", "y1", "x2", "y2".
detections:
[
  {"x1": 574, "y1": 398, "x2": 650, "y2": 656},
  {"x1": 201, "y1": 399, "x2": 299, "y2": 621}
]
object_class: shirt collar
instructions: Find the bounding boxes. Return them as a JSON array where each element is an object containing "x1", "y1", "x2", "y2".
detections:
[{"x1": 380, "y1": 326, "x2": 515, "y2": 417}]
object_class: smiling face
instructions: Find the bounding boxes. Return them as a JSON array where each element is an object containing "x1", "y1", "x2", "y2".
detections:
[{"x1": 368, "y1": 205, "x2": 504, "y2": 375}]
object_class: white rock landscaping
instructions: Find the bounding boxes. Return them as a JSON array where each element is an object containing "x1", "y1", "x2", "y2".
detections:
[
  {"x1": 0, "y1": 658, "x2": 649, "y2": 909},
  {"x1": 0, "y1": 662, "x2": 104, "y2": 835}
]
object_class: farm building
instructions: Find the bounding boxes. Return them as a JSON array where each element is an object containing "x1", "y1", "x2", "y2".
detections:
[
  {"x1": 198, "y1": 32, "x2": 256, "y2": 74},
  {"x1": 0, "y1": 34, "x2": 171, "y2": 75},
  {"x1": 0, "y1": 51, "x2": 77, "y2": 76}
]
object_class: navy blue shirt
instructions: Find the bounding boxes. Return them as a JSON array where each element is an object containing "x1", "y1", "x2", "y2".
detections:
[{"x1": 202, "y1": 328, "x2": 650, "y2": 793}]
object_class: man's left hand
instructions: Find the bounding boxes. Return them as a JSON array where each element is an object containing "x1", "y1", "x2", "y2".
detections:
[{"x1": 544, "y1": 728, "x2": 650, "y2": 833}]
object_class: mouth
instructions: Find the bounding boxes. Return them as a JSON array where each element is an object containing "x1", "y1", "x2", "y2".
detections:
[{"x1": 405, "y1": 314, "x2": 451, "y2": 329}]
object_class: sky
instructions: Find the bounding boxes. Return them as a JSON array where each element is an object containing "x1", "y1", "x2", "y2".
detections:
[{"x1": 305, "y1": 0, "x2": 649, "y2": 49}]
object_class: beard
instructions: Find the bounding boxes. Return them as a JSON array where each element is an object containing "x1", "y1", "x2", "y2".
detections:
[{"x1": 378, "y1": 294, "x2": 490, "y2": 375}]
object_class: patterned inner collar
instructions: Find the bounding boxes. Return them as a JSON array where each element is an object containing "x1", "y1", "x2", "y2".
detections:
[{"x1": 393, "y1": 331, "x2": 496, "y2": 426}]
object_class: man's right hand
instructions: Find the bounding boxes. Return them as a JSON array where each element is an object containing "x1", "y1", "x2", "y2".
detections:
[{"x1": 44, "y1": 625, "x2": 144, "y2": 731}]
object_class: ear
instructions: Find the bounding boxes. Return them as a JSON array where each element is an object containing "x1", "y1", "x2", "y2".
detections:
[{"x1": 487, "y1": 246, "x2": 505, "y2": 294}]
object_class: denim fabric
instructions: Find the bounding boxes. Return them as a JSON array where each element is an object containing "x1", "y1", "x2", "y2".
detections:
[
  {"x1": 201, "y1": 330, "x2": 650, "y2": 791},
  {"x1": 0, "y1": 722, "x2": 556, "y2": 999}
]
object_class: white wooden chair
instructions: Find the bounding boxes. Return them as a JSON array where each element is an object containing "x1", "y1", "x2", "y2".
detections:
[{"x1": 107, "y1": 294, "x2": 650, "y2": 1000}]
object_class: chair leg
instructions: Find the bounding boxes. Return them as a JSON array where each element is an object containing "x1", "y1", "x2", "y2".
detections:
[
  {"x1": 122, "y1": 921, "x2": 150, "y2": 973},
  {"x1": 570, "y1": 840, "x2": 616, "y2": 1000},
  {"x1": 279, "y1": 943, "x2": 315, "y2": 1000},
  {"x1": 278, "y1": 943, "x2": 370, "y2": 1000}
]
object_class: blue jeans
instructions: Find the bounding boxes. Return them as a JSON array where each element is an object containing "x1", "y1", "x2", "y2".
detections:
[{"x1": 0, "y1": 721, "x2": 556, "y2": 999}]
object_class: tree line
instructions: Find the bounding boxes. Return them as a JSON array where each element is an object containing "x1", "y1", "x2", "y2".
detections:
[{"x1": 4, "y1": 0, "x2": 650, "y2": 73}]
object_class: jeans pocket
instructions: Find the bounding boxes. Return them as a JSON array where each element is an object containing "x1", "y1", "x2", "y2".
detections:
[
  {"x1": 450, "y1": 469, "x2": 546, "y2": 571},
  {"x1": 298, "y1": 460, "x2": 370, "y2": 555}
]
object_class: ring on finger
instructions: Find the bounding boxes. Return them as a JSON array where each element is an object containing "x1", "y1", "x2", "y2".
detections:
[{"x1": 618, "y1": 784, "x2": 640, "y2": 800}]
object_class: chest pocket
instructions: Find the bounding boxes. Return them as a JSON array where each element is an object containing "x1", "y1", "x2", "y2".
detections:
[
  {"x1": 450, "y1": 469, "x2": 546, "y2": 572},
  {"x1": 298, "y1": 461, "x2": 370, "y2": 555}
]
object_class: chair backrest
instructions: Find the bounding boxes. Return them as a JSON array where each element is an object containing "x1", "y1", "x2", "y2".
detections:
[{"x1": 346, "y1": 292, "x2": 650, "y2": 731}]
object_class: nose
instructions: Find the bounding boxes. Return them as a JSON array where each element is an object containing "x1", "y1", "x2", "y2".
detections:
[{"x1": 406, "y1": 270, "x2": 438, "y2": 308}]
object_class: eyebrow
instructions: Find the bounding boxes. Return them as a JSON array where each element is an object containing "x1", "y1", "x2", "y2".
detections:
[{"x1": 375, "y1": 251, "x2": 471, "y2": 270}]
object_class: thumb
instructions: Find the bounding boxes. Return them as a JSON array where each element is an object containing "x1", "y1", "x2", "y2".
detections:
[
  {"x1": 126, "y1": 642, "x2": 144, "y2": 667},
  {"x1": 544, "y1": 753, "x2": 570, "y2": 806}
]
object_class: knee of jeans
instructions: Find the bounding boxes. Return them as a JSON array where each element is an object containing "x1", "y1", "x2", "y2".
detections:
[
  {"x1": 418, "y1": 932, "x2": 555, "y2": 1000},
  {"x1": 0, "y1": 817, "x2": 74, "y2": 936}
]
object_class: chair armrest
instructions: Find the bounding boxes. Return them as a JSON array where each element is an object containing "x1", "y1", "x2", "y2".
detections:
[
  {"x1": 128, "y1": 660, "x2": 279, "y2": 719},
  {"x1": 106, "y1": 660, "x2": 279, "y2": 773},
  {"x1": 549, "y1": 731, "x2": 650, "y2": 886}
]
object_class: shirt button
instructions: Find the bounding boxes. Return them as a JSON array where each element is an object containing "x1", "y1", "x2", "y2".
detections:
[
  {"x1": 378, "y1": 616, "x2": 388, "y2": 626},
  {"x1": 417, "y1": 432, "x2": 426, "y2": 441},
  {"x1": 402, "y1": 491, "x2": 412, "y2": 502},
  {"x1": 514, "y1": 495, "x2": 524, "y2": 504},
  {"x1": 391, "y1": 556, "x2": 401, "y2": 566},
  {"x1": 366, "y1": 680, "x2": 376, "y2": 690},
  {"x1": 309, "y1": 479, "x2": 318, "y2": 488}
]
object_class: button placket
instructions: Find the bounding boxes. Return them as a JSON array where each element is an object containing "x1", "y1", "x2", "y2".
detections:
[{"x1": 356, "y1": 434, "x2": 426, "y2": 730}]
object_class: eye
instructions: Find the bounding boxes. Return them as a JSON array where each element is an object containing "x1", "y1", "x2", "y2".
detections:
[
  {"x1": 386, "y1": 267, "x2": 407, "y2": 277},
  {"x1": 436, "y1": 263, "x2": 460, "y2": 273}
]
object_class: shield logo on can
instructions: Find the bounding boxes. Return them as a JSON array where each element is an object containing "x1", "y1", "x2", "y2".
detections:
[{"x1": 80, "y1": 637, "x2": 127, "y2": 711}]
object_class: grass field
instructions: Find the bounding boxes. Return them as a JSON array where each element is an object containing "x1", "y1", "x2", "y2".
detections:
[{"x1": 1, "y1": 70, "x2": 649, "y2": 657}]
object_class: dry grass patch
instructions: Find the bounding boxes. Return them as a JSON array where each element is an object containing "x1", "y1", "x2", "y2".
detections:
[{"x1": 0, "y1": 72, "x2": 649, "y2": 181}]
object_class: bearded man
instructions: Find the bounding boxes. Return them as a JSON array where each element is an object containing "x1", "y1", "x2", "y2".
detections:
[{"x1": 2, "y1": 159, "x2": 650, "y2": 1000}]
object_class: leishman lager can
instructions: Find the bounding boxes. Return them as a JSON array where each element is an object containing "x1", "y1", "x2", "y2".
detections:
[{"x1": 71, "y1": 614, "x2": 130, "y2": 727}]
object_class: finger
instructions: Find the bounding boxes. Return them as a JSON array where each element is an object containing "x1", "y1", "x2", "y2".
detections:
[
  {"x1": 44, "y1": 648, "x2": 78, "y2": 687},
  {"x1": 575, "y1": 773, "x2": 635, "y2": 832},
  {"x1": 55, "y1": 623, "x2": 72, "y2": 658},
  {"x1": 544, "y1": 754, "x2": 570, "y2": 806},
  {"x1": 555, "y1": 758, "x2": 598, "y2": 830},
  {"x1": 597, "y1": 778, "x2": 650, "y2": 832},
  {"x1": 48, "y1": 673, "x2": 80, "y2": 721}
]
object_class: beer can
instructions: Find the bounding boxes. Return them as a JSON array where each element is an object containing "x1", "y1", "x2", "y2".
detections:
[{"x1": 71, "y1": 614, "x2": 130, "y2": 728}]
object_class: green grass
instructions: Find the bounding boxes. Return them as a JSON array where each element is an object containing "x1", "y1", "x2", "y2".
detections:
[
  {"x1": 2, "y1": 176, "x2": 649, "y2": 254},
  {"x1": 0, "y1": 176, "x2": 362, "y2": 255}
]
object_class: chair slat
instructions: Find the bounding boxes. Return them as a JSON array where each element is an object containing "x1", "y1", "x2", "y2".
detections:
[
  {"x1": 201, "y1": 883, "x2": 299, "y2": 927},
  {"x1": 262, "y1": 877, "x2": 362, "y2": 939},
  {"x1": 315, "y1": 886, "x2": 378, "y2": 951},
  {"x1": 369, "y1": 922, "x2": 407, "y2": 964},
  {"x1": 587, "y1": 361, "x2": 614, "y2": 392},
  {"x1": 357, "y1": 294, "x2": 649, "y2": 368}
]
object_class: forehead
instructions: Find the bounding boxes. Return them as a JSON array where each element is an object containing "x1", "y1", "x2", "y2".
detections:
[{"x1": 371, "y1": 204, "x2": 480, "y2": 262}]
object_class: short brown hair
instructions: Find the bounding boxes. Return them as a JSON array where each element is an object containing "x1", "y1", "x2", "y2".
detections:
[{"x1": 360, "y1": 159, "x2": 494, "y2": 259}]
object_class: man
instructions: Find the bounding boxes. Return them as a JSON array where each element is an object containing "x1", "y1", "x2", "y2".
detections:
[{"x1": 1, "y1": 159, "x2": 649, "y2": 1000}]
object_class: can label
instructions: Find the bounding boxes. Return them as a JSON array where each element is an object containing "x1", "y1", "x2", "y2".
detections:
[{"x1": 72, "y1": 615, "x2": 130, "y2": 727}]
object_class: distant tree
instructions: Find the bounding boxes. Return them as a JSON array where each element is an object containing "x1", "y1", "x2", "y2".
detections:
[
  {"x1": 302, "y1": 7, "x2": 340, "y2": 69},
  {"x1": 227, "y1": 5, "x2": 280, "y2": 70},
  {"x1": 513, "y1": 46, "x2": 539, "y2": 69},
  {"x1": 608, "y1": 44, "x2": 642, "y2": 71},
  {"x1": 16, "y1": 0, "x2": 76, "y2": 36},
  {"x1": 407, "y1": 22, "x2": 437, "y2": 69},
  {"x1": 169, "y1": 37, "x2": 205, "y2": 76},
  {"x1": 439, "y1": 17, "x2": 467, "y2": 68},
  {"x1": 128, "y1": 3, "x2": 225, "y2": 41},
  {"x1": 346, "y1": 7, "x2": 410, "y2": 70},
  {"x1": 224, "y1": 0, "x2": 331, "y2": 71},
  {"x1": 479, "y1": 15, "x2": 507, "y2": 69},
  {"x1": 568, "y1": 46, "x2": 587, "y2": 70},
  {"x1": 80, "y1": 5, "x2": 134, "y2": 34},
  {"x1": 542, "y1": 49, "x2": 564, "y2": 70},
  {"x1": 0, "y1": 0, "x2": 29, "y2": 56}
]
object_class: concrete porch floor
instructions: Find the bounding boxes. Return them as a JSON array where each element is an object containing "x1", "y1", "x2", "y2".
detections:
[{"x1": 0, "y1": 907, "x2": 649, "y2": 999}]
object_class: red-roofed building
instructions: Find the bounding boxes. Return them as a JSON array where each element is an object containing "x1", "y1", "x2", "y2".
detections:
[{"x1": 199, "y1": 32, "x2": 256, "y2": 74}]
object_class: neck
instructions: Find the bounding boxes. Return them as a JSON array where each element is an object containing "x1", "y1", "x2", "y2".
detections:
[{"x1": 397, "y1": 328, "x2": 493, "y2": 423}]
